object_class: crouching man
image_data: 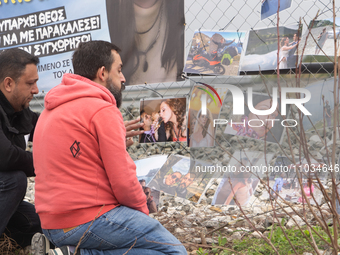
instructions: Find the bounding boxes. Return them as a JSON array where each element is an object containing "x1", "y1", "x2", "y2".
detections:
[{"x1": 32, "y1": 41, "x2": 186, "y2": 255}]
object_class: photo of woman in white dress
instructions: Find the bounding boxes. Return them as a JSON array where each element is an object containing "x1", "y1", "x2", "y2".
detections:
[
  {"x1": 189, "y1": 109, "x2": 214, "y2": 147},
  {"x1": 278, "y1": 37, "x2": 299, "y2": 69}
]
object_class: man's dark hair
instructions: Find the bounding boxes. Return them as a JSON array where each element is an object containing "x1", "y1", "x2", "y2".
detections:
[
  {"x1": 0, "y1": 49, "x2": 39, "y2": 82},
  {"x1": 72, "y1": 41, "x2": 121, "y2": 81}
]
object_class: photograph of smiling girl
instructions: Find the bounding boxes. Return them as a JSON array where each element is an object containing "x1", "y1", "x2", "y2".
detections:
[
  {"x1": 223, "y1": 92, "x2": 288, "y2": 143},
  {"x1": 106, "y1": 0, "x2": 185, "y2": 85},
  {"x1": 139, "y1": 98, "x2": 187, "y2": 143}
]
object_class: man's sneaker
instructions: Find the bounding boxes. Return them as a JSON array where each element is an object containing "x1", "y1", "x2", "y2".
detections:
[
  {"x1": 31, "y1": 232, "x2": 50, "y2": 255},
  {"x1": 48, "y1": 246, "x2": 74, "y2": 255}
]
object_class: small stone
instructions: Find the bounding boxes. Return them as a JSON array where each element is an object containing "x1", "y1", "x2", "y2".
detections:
[
  {"x1": 230, "y1": 232, "x2": 242, "y2": 240},
  {"x1": 225, "y1": 228, "x2": 233, "y2": 233},
  {"x1": 253, "y1": 207, "x2": 263, "y2": 215},
  {"x1": 167, "y1": 207, "x2": 176, "y2": 214},
  {"x1": 286, "y1": 216, "x2": 306, "y2": 228},
  {"x1": 251, "y1": 232, "x2": 262, "y2": 238},
  {"x1": 201, "y1": 220, "x2": 220, "y2": 228},
  {"x1": 175, "y1": 228, "x2": 185, "y2": 233},
  {"x1": 209, "y1": 206, "x2": 222, "y2": 213}
]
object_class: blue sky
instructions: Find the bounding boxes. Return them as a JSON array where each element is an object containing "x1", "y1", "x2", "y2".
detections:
[
  {"x1": 194, "y1": 30, "x2": 245, "y2": 43},
  {"x1": 135, "y1": 155, "x2": 168, "y2": 176},
  {"x1": 324, "y1": 17, "x2": 340, "y2": 26}
]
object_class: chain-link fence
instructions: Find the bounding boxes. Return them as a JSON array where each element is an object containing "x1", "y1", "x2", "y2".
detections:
[
  {"x1": 27, "y1": 1, "x2": 340, "y2": 249},
  {"x1": 28, "y1": 0, "x2": 340, "y2": 194}
]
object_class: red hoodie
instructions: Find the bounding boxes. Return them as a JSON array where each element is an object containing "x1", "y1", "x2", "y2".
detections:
[{"x1": 33, "y1": 74, "x2": 148, "y2": 229}]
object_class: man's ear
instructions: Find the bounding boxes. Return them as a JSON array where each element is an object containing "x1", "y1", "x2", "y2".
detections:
[
  {"x1": 96, "y1": 66, "x2": 107, "y2": 83},
  {"x1": 2, "y1": 77, "x2": 15, "y2": 93}
]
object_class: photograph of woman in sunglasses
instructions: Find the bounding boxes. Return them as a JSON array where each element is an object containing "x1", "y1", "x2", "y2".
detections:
[
  {"x1": 148, "y1": 155, "x2": 187, "y2": 196},
  {"x1": 148, "y1": 169, "x2": 182, "y2": 195}
]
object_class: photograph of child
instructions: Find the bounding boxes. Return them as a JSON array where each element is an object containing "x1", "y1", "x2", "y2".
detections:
[
  {"x1": 300, "y1": 18, "x2": 340, "y2": 64},
  {"x1": 212, "y1": 151, "x2": 274, "y2": 206},
  {"x1": 140, "y1": 98, "x2": 187, "y2": 143},
  {"x1": 106, "y1": 0, "x2": 184, "y2": 85},
  {"x1": 184, "y1": 31, "x2": 245, "y2": 76},
  {"x1": 188, "y1": 85, "x2": 228, "y2": 148},
  {"x1": 135, "y1": 155, "x2": 168, "y2": 185},
  {"x1": 261, "y1": 0, "x2": 292, "y2": 20},
  {"x1": 239, "y1": 25, "x2": 300, "y2": 73},
  {"x1": 223, "y1": 93, "x2": 287, "y2": 143}
]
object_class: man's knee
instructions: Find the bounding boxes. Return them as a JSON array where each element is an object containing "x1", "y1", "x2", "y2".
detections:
[{"x1": 0, "y1": 171, "x2": 27, "y2": 199}]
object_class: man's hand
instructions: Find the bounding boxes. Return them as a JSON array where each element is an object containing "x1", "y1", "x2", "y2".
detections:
[{"x1": 124, "y1": 117, "x2": 144, "y2": 147}]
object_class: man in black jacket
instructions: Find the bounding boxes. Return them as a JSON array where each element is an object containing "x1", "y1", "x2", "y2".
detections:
[{"x1": 0, "y1": 48, "x2": 42, "y2": 248}]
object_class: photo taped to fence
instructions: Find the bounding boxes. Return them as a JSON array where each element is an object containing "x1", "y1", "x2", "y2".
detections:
[
  {"x1": 239, "y1": 24, "x2": 301, "y2": 73},
  {"x1": 260, "y1": 0, "x2": 293, "y2": 20},
  {"x1": 135, "y1": 155, "x2": 168, "y2": 186},
  {"x1": 258, "y1": 156, "x2": 328, "y2": 205},
  {"x1": 302, "y1": 78, "x2": 337, "y2": 133},
  {"x1": 300, "y1": 18, "x2": 340, "y2": 67},
  {"x1": 221, "y1": 92, "x2": 289, "y2": 144},
  {"x1": 148, "y1": 155, "x2": 212, "y2": 201},
  {"x1": 184, "y1": 30, "x2": 246, "y2": 76},
  {"x1": 139, "y1": 97, "x2": 187, "y2": 143},
  {"x1": 212, "y1": 150, "x2": 274, "y2": 207},
  {"x1": 188, "y1": 85, "x2": 229, "y2": 148}
]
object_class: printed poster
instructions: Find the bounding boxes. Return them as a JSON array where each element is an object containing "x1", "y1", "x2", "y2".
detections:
[{"x1": 0, "y1": 0, "x2": 184, "y2": 91}]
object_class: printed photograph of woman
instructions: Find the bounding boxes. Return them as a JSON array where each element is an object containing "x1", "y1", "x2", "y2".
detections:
[
  {"x1": 189, "y1": 109, "x2": 214, "y2": 147},
  {"x1": 223, "y1": 93, "x2": 286, "y2": 143},
  {"x1": 278, "y1": 37, "x2": 299, "y2": 69},
  {"x1": 212, "y1": 158, "x2": 254, "y2": 206},
  {"x1": 315, "y1": 28, "x2": 329, "y2": 55},
  {"x1": 139, "y1": 98, "x2": 187, "y2": 143},
  {"x1": 188, "y1": 85, "x2": 228, "y2": 148},
  {"x1": 106, "y1": 0, "x2": 185, "y2": 85},
  {"x1": 212, "y1": 151, "x2": 274, "y2": 206},
  {"x1": 159, "y1": 98, "x2": 187, "y2": 142}
]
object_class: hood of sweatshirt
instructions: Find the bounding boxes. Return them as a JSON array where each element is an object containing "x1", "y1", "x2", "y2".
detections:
[{"x1": 45, "y1": 73, "x2": 116, "y2": 110}]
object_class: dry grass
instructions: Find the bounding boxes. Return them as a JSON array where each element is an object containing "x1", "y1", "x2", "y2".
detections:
[{"x1": 0, "y1": 234, "x2": 29, "y2": 255}]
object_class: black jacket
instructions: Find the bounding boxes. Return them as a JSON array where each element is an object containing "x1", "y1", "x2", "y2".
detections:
[{"x1": 0, "y1": 91, "x2": 38, "y2": 177}]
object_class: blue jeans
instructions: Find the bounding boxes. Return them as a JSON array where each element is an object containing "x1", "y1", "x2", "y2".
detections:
[
  {"x1": 43, "y1": 206, "x2": 187, "y2": 255},
  {"x1": 0, "y1": 171, "x2": 42, "y2": 247}
]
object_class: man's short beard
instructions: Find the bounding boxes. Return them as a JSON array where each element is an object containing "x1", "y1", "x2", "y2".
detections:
[{"x1": 106, "y1": 78, "x2": 122, "y2": 108}]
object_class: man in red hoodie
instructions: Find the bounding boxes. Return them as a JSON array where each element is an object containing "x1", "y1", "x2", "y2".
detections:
[{"x1": 32, "y1": 41, "x2": 186, "y2": 255}]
